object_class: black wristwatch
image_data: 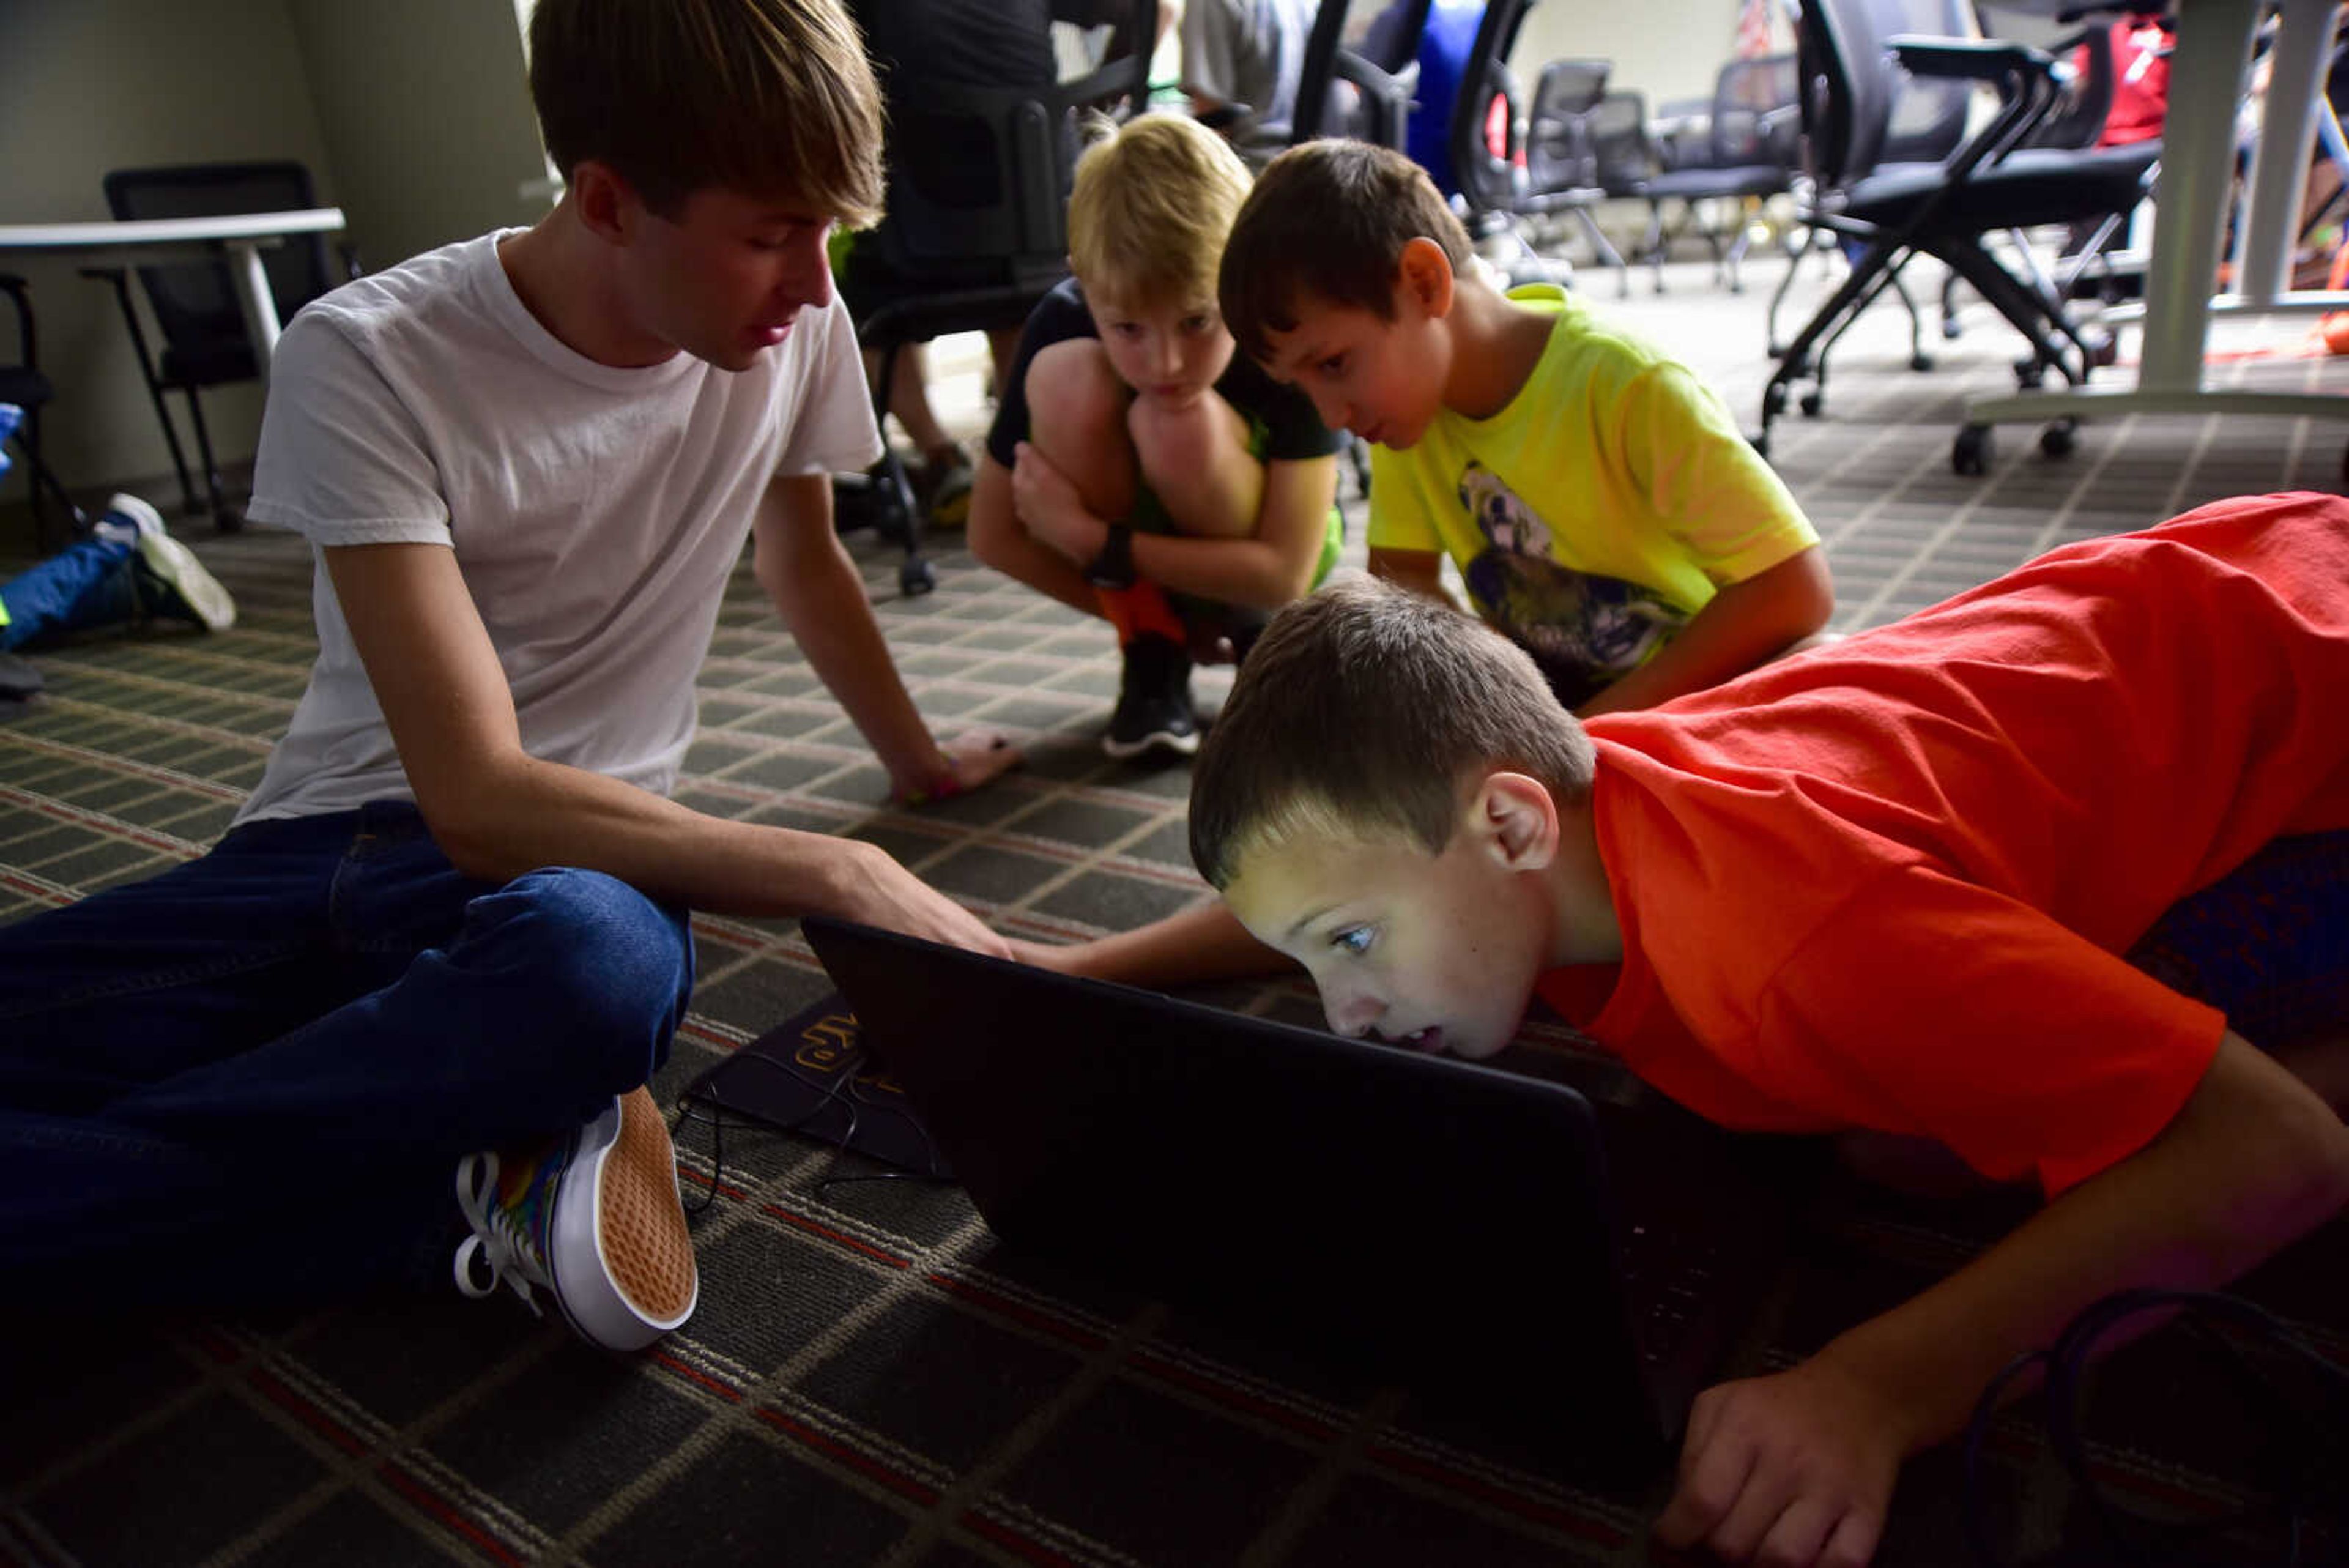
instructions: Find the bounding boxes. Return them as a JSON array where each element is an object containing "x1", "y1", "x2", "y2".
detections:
[{"x1": 1083, "y1": 521, "x2": 1137, "y2": 589}]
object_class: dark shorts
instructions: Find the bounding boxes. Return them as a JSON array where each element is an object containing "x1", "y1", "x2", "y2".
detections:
[{"x1": 2124, "y1": 829, "x2": 2349, "y2": 1048}]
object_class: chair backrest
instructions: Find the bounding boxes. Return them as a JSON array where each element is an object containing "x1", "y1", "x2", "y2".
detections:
[
  {"x1": 863, "y1": 0, "x2": 1157, "y2": 295},
  {"x1": 102, "y1": 162, "x2": 334, "y2": 354},
  {"x1": 1587, "y1": 89, "x2": 1663, "y2": 195},
  {"x1": 2025, "y1": 19, "x2": 2116, "y2": 150},
  {"x1": 1709, "y1": 51, "x2": 1799, "y2": 166},
  {"x1": 1526, "y1": 57, "x2": 1611, "y2": 191},
  {"x1": 1866, "y1": 0, "x2": 1974, "y2": 165},
  {"x1": 1795, "y1": 0, "x2": 1898, "y2": 189},
  {"x1": 1447, "y1": 0, "x2": 1538, "y2": 217},
  {"x1": 1292, "y1": 0, "x2": 1436, "y2": 147}
]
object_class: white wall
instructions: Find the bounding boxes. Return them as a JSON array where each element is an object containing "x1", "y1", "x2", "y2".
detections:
[
  {"x1": 284, "y1": 0, "x2": 546, "y2": 276},
  {"x1": 1512, "y1": 0, "x2": 1794, "y2": 122},
  {"x1": 0, "y1": 0, "x2": 338, "y2": 516},
  {"x1": 1, "y1": 0, "x2": 544, "y2": 529}
]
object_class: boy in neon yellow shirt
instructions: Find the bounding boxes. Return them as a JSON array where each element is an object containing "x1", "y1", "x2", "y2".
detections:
[{"x1": 1220, "y1": 138, "x2": 1832, "y2": 715}]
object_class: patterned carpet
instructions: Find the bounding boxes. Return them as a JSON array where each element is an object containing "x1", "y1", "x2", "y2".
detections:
[{"x1": 3, "y1": 255, "x2": 2345, "y2": 1567}]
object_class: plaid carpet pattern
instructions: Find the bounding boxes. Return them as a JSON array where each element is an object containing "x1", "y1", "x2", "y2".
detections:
[{"x1": 4, "y1": 261, "x2": 2346, "y2": 1567}]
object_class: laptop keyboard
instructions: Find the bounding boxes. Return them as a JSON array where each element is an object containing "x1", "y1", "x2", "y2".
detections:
[{"x1": 1617, "y1": 1222, "x2": 1724, "y2": 1366}]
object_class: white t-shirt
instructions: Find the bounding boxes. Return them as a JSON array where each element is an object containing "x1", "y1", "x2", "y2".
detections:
[{"x1": 234, "y1": 230, "x2": 883, "y2": 827}]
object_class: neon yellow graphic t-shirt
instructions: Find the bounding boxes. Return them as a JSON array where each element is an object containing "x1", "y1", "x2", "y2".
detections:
[{"x1": 1367, "y1": 284, "x2": 1817, "y2": 706}]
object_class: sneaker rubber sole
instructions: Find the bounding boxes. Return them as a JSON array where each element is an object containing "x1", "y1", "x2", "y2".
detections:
[
  {"x1": 134, "y1": 532, "x2": 237, "y2": 633},
  {"x1": 551, "y1": 1087, "x2": 698, "y2": 1349},
  {"x1": 1101, "y1": 723, "x2": 1200, "y2": 760}
]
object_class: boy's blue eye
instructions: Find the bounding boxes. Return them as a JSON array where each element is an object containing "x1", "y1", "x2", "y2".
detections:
[
  {"x1": 1331, "y1": 925, "x2": 1374, "y2": 957},
  {"x1": 1318, "y1": 354, "x2": 1346, "y2": 376},
  {"x1": 1182, "y1": 314, "x2": 1212, "y2": 333}
]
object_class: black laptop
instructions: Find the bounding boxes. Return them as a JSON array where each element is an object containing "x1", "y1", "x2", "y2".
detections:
[{"x1": 793, "y1": 915, "x2": 1795, "y2": 1460}]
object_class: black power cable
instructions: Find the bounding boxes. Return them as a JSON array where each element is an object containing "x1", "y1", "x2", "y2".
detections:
[{"x1": 1964, "y1": 1288, "x2": 2349, "y2": 1567}]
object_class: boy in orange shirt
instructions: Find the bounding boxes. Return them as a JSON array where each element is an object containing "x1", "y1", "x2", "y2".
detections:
[{"x1": 1030, "y1": 491, "x2": 2349, "y2": 1567}]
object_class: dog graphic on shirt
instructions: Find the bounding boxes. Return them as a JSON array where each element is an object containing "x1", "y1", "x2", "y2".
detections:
[{"x1": 1455, "y1": 462, "x2": 1685, "y2": 705}]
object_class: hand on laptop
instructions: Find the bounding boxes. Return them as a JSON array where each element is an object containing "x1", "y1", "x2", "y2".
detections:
[
  {"x1": 1653, "y1": 1355, "x2": 1906, "y2": 1567},
  {"x1": 837, "y1": 844, "x2": 1011, "y2": 960}
]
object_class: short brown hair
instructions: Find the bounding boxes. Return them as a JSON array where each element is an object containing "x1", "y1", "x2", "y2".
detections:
[
  {"x1": 529, "y1": 0, "x2": 884, "y2": 225},
  {"x1": 1218, "y1": 139, "x2": 1472, "y2": 365},
  {"x1": 1189, "y1": 574, "x2": 1596, "y2": 889},
  {"x1": 1067, "y1": 113, "x2": 1253, "y2": 308}
]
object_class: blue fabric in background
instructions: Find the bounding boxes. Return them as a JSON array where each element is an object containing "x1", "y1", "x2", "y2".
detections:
[{"x1": 1406, "y1": 0, "x2": 1486, "y2": 196}]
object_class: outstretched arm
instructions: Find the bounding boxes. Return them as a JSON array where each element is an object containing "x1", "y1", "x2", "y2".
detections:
[
  {"x1": 1012, "y1": 897, "x2": 1294, "y2": 988},
  {"x1": 756, "y1": 472, "x2": 1020, "y2": 803},
  {"x1": 1656, "y1": 1031, "x2": 2349, "y2": 1567},
  {"x1": 325, "y1": 538, "x2": 1009, "y2": 954},
  {"x1": 1579, "y1": 546, "x2": 1835, "y2": 718}
]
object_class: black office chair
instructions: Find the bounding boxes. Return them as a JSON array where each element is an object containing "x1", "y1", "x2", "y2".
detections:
[
  {"x1": 1291, "y1": 0, "x2": 1436, "y2": 150},
  {"x1": 1, "y1": 274, "x2": 88, "y2": 554},
  {"x1": 1766, "y1": 0, "x2": 1972, "y2": 368},
  {"x1": 81, "y1": 162, "x2": 352, "y2": 532},
  {"x1": 1288, "y1": 0, "x2": 1436, "y2": 501},
  {"x1": 1937, "y1": 19, "x2": 2147, "y2": 366},
  {"x1": 1635, "y1": 53, "x2": 1802, "y2": 294},
  {"x1": 1520, "y1": 58, "x2": 1630, "y2": 294},
  {"x1": 1754, "y1": 0, "x2": 2161, "y2": 471},
  {"x1": 1447, "y1": 0, "x2": 1574, "y2": 290},
  {"x1": 844, "y1": 0, "x2": 1158, "y2": 598}
]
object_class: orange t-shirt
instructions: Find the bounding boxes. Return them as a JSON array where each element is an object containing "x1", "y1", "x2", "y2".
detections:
[{"x1": 1538, "y1": 492, "x2": 2349, "y2": 1197}]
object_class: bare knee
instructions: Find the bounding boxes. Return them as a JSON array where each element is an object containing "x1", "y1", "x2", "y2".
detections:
[
  {"x1": 1127, "y1": 392, "x2": 1260, "y2": 538},
  {"x1": 1026, "y1": 341, "x2": 1131, "y2": 455},
  {"x1": 1024, "y1": 341, "x2": 1137, "y2": 516}
]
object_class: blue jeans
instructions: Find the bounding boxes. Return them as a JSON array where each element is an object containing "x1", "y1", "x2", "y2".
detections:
[
  {"x1": 0, "y1": 801, "x2": 694, "y2": 1307},
  {"x1": 0, "y1": 532, "x2": 139, "y2": 651}
]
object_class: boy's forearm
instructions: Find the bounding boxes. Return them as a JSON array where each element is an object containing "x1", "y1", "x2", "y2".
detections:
[
  {"x1": 1811, "y1": 1033, "x2": 2349, "y2": 1455},
  {"x1": 1030, "y1": 898, "x2": 1294, "y2": 988},
  {"x1": 1127, "y1": 530, "x2": 1313, "y2": 611},
  {"x1": 1579, "y1": 547, "x2": 1833, "y2": 718}
]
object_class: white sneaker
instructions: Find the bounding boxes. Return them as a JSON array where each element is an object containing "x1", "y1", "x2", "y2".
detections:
[
  {"x1": 102, "y1": 492, "x2": 236, "y2": 633},
  {"x1": 452, "y1": 1087, "x2": 699, "y2": 1353}
]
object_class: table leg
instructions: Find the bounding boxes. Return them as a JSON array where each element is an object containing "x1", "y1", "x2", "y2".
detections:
[
  {"x1": 2233, "y1": 0, "x2": 2335, "y2": 310},
  {"x1": 225, "y1": 240, "x2": 286, "y2": 382},
  {"x1": 1956, "y1": 0, "x2": 2349, "y2": 442}
]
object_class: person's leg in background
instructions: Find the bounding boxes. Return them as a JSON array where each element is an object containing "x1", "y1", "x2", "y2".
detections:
[
  {"x1": 864, "y1": 340, "x2": 978, "y2": 527},
  {"x1": 1011, "y1": 336, "x2": 1209, "y2": 757},
  {"x1": 0, "y1": 802, "x2": 699, "y2": 1348},
  {"x1": 0, "y1": 491, "x2": 234, "y2": 653}
]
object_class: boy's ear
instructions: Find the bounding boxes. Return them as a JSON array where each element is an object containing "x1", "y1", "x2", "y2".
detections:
[
  {"x1": 1395, "y1": 236, "x2": 1457, "y2": 321},
  {"x1": 570, "y1": 160, "x2": 640, "y2": 244},
  {"x1": 1464, "y1": 771, "x2": 1558, "y2": 874}
]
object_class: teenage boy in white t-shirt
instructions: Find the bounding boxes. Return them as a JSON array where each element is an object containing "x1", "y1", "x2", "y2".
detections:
[{"x1": 0, "y1": 0, "x2": 1017, "y2": 1352}]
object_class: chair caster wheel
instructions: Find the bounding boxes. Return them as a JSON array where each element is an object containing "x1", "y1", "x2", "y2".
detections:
[
  {"x1": 1909, "y1": 353, "x2": 1934, "y2": 373},
  {"x1": 2038, "y1": 420, "x2": 2076, "y2": 459},
  {"x1": 1953, "y1": 423, "x2": 1994, "y2": 476},
  {"x1": 1799, "y1": 391, "x2": 1824, "y2": 418},
  {"x1": 899, "y1": 558, "x2": 937, "y2": 598},
  {"x1": 1940, "y1": 318, "x2": 1962, "y2": 341}
]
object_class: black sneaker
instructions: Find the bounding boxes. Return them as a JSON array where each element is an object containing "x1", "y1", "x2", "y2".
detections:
[{"x1": 1104, "y1": 634, "x2": 1197, "y2": 759}]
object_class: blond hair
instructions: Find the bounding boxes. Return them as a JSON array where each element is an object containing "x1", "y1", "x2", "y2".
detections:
[
  {"x1": 529, "y1": 0, "x2": 884, "y2": 225},
  {"x1": 1067, "y1": 113, "x2": 1253, "y2": 307},
  {"x1": 1189, "y1": 575, "x2": 1597, "y2": 890}
]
